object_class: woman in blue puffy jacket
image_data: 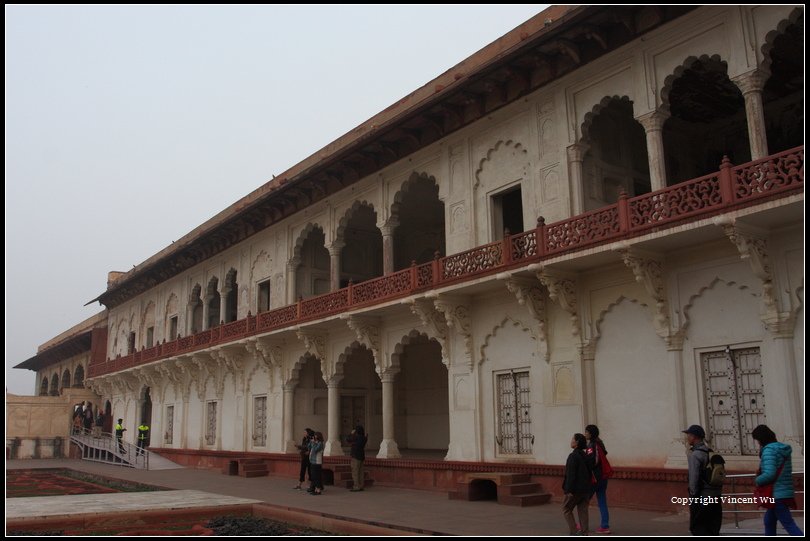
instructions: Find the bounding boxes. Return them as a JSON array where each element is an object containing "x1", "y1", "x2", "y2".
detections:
[{"x1": 752, "y1": 425, "x2": 803, "y2": 536}]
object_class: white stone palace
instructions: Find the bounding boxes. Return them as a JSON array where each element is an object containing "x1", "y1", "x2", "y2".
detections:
[{"x1": 14, "y1": 5, "x2": 803, "y2": 509}]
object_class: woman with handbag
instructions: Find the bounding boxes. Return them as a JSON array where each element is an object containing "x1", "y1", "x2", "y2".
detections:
[
  {"x1": 752, "y1": 425, "x2": 803, "y2": 536},
  {"x1": 585, "y1": 424, "x2": 612, "y2": 534}
]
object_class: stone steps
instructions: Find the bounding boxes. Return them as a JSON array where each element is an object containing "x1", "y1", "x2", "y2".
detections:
[{"x1": 448, "y1": 472, "x2": 551, "y2": 507}]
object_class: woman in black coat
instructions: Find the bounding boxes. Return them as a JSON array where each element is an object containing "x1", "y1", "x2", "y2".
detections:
[{"x1": 562, "y1": 433, "x2": 592, "y2": 535}]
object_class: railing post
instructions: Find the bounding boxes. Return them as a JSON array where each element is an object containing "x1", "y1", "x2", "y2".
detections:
[
  {"x1": 296, "y1": 296, "x2": 302, "y2": 319},
  {"x1": 618, "y1": 191, "x2": 630, "y2": 233},
  {"x1": 432, "y1": 251, "x2": 441, "y2": 285},
  {"x1": 536, "y1": 217, "x2": 546, "y2": 258},
  {"x1": 347, "y1": 280, "x2": 354, "y2": 306},
  {"x1": 502, "y1": 228, "x2": 512, "y2": 266},
  {"x1": 719, "y1": 155, "x2": 735, "y2": 206},
  {"x1": 410, "y1": 260, "x2": 417, "y2": 290}
]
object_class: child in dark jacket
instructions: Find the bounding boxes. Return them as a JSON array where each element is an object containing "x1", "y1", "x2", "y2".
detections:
[{"x1": 562, "y1": 433, "x2": 592, "y2": 535}]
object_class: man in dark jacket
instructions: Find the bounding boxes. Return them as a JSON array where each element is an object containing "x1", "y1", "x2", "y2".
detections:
[
  {"x1": 562, "y1": 433, "x2": 591, "y2": 535},
  {"x1": 683, "y1": 424, "x2": 722, "y2": 535},
  {"x1": 346, "y1": 425, "x2": 368, "y2": 492}
]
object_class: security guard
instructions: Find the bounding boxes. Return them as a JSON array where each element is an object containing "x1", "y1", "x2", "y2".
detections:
[
  {"x1": 137, "y1": 422, "x2": 150, "y2": 456},
  {"x1": 115, "y1": 419, "x2": 127, "y2": 454}
]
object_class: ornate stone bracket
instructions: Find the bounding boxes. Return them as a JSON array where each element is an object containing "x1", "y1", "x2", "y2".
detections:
[
  {"x1": 344, "y1": 315, "x2": 382, "y2": 371},
  {"x1": 111, "y1": 372, "x2": 139, "y2": 396},
  {"x1": 156, "y1": 362, "x2": 183, "y2": 402},
  {"x1": 537, "y1": 269, "x2": 581, "y2": 338},
  {"x1": 434, "y1": 296, "x2": 473, "y2": 369},
  {"x1": 504, "y1": 276, "x2": 549, "y2": 362},
  {"x1": 192, "y1": 353, "x2": 222, "y2": 400},
  {"x1": 216, "y1": 347, "x2": 246, "y2": 393},
  {"x1": 296, "y1": 329, "x2": 340, "y2": 384},
  {"x1": 409, "y1": 298, "x2": 449, "y2": 357},
  {"x1": 619, "y1": 248, "x2": 672, "y2": 339},
  {"x1": 722, "y1": 222, "x2": 781, "y2": 322}
]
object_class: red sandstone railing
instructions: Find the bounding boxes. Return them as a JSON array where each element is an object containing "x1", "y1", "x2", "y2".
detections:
[{"x1": 88, "y1": 147, "x2": 804, "y2": 378}]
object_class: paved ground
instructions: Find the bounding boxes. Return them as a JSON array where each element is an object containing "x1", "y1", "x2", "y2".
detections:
[
  {"x1": 7, "y1": 459, "x2": 695, "y2": 536},
  {"x1": 6, "y1": 489, "x2": 259, "y2": 520}
]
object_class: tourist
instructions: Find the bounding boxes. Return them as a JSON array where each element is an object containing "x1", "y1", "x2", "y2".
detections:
[
  {"x1": 137, "y1": 422, "x2": 150, "y2": 456},
  {"x1": 585, "y1": 424, "x2": 611, "y2": 534},
  {"x1": 308, "y1": 432, "x2": 325, "y2": 495},
  {"x1": 294, "y1": 428, "x2": 315, "y2": 490},
  {"x1": 562, "y1": 433, "x2": 591, "y2": 535},
  {"x1": 72, "y1": 413, "x2": 83, "y2": 435},
  {"x1": 83, "y1": 402, "x2": 94, "y2": 431},
  {"x1": 115, "y1": 418, "x2": 127, "y2": 454},
  {"x1": 94, "y1": 409, "x2": 104, "y2": 437},
  {"x1": 347, "y1": 425, "x2": 368, "y2": 492},
  {"x1": 752, "y1": 425, "x2": 803, "y2": 536},
  {"x1": 683, "y1": 424, "x2": 721, "y2": 535}
]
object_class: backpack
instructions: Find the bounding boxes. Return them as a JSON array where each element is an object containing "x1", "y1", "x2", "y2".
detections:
[
  {"x1": 597, "y1": 444, "x2": 614, "y2": 479},
  {"x1": 697, "y1": 448, "x2": 726, "y2": 488}
]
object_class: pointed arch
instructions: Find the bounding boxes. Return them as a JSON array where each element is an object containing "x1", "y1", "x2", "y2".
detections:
[
  {"x1": 390, "y1": 172, "x2": 445, "y2": 269},
  {"x1": 335, "y1": 201, "x2": 378, "y2": 243},
  {"x1": 223, "y1": 267, "x2": 238, "y2": 323},
  {"x1": 61, "y1": 369, "x2": 71, "y2": 390},
  {"x1": 474, "y1": 139, "x2": 528, "y2": 188},
  {"x1": 680, "y1": 277, "x2": 759, "y2": 332},
  {"x1": 292, "y1": 223, "x2": 326, "y2": 263},
  {"x1": 589, "y1": 296, "x2": 649, "y2": 349},
  {"x1": 760, "y1": 11, "x2": 803, "y2": 153},
  {"x1": 335, "y1": 202, "x2": 383, "y2": 285},
  {"x1": 580, "y1": 96, "x2": 650, "y2": 210},
  {"x1": 660, "y1": 54, "x2": 750, "y2": 183},
  {"x1": 760, "y1": 7, "x2": 804, "y2": 72},
  {"x1": 73, "y1": 364, "x2": 85, "y2": 388},
  {"x1": 480, "y1": 315, "x2": 539, "y2": 364}
]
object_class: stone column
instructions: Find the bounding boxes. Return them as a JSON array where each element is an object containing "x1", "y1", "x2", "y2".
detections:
[
  {"x1": 324, "y1": 379, "x2": 345, "y2": 456},
  {"x1": 664, "y1": 334, "x2": 689, "y2": 467},
  {"x1": 286, "y1": 261, "x2": 298, "y2": 305},
  {"x1": 328, "y1": 242, "x2": 345, "y2": 292},
  {"x1": 579, "y1": 345, "x2": 597, "y2": 425},
  {"x1": 380, "y1": 219, "x2": 398, "y2": 275},
  {"x1": 282, "y1": 383, "x2": 297, "y2": 453},
  {"x1": 202, "y1": 296, "x2": 212, "y2": 330},
  {"x1": 763, "y1": 325, "x2": 803, "y2": 449},
  {"x1": 636, "y1": 110, "x2": 670, "y2": 191},
  {"x1": 218, "y1": 288, "x2": 229, "y2": 326},
  {"x1": 566, "y1": 142, "x2": 589, "y2": 215},
  {"x1": 732, "y1": 69, "x2": 770, "y2": 160},
  {"x1": 377, "y1": 372, "x2": 401, "y2": 459},
  {"x1": 180, "y1": 396, "x2": 189, "y2": 448}
]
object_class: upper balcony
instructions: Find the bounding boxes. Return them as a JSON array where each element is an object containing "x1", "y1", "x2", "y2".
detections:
[{"x1": 88, "y1": 146, "x2": 804, "y2": 378}]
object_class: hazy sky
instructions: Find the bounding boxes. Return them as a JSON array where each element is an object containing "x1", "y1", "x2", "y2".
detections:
[{"x1": 5, "y1": 5, "x2": 549, "y2": 394}]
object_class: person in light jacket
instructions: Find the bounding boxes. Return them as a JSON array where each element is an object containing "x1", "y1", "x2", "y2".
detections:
[
  {"x1": 752, "y1": 425, "x2": 803, "y2": 536},
  {"x1": 308, "y1": 432, "x2": 325, "y2": 495}
]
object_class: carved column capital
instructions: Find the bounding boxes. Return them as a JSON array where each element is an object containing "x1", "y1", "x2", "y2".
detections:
[
  {"x1": 327, "y1": 241, "x2": 345, "y2": 257},
  {"x1": 566, "y1": 142, "x2": 590, "y2": 163},
  {"x1": 731, "y1": 68, "x2": 770, "y2": 96},
  {"x1": 635, "y1": 109, "x2": 670, "y2": 132}
]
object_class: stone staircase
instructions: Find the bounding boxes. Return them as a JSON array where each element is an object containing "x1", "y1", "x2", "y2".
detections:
[
  {"x1": 448, "y1": 472, "x2": 551, "y2": 507},
  {"x1": 326, "y1": 464, "x2": 375, "y2": 489}
]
